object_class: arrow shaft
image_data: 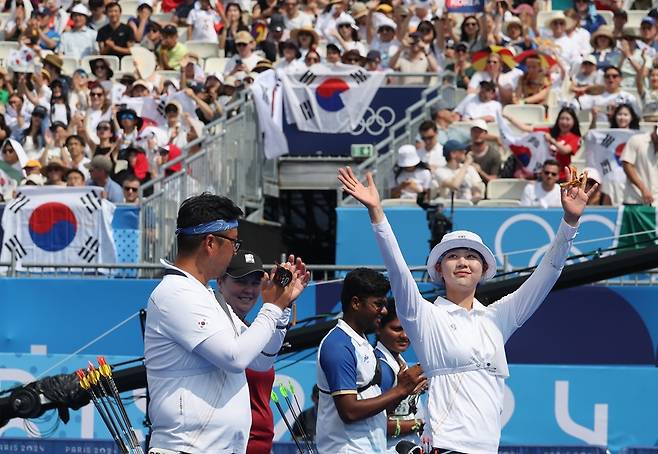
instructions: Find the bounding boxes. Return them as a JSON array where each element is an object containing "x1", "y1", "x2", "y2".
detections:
[
  {"x1": 88, "y1": 388, "x2": 129, "y2": 453},
  {"x1": 274, "y1": 400, "x2": 305, "y2": 453}
]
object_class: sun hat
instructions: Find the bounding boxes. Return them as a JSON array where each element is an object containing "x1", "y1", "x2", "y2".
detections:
[
  {"x1": 396, "y1": 144, "x2": 421, "y2": 168},
  {"x1": 426, "y1": 230, "x2": 497, "y2": 282}
]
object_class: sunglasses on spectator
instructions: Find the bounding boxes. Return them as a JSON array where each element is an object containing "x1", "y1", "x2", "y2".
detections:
[
  {"x1": 486, "y1": 59, "x2": 499, "y2": 64},
  {"x1": 123, "y1": 186, "x2": 139, "y2": 192},
  {"x1": 604, "y1": 73, "x2": 620, "y2": 79},
  {"x1": 119, "y1": 113, "x2": 136, "y2": 120},
  {"x1": 543, "y1": 171, "x2": 558, "y2": 177},
  {"x1": 90, "y1": 91, "x2": 104, "y2": 97},
  {"x1": 236, "y1": 42, "x2": 248, "y2": 47},
  {"x1": 339, "y1": 23, "x2": 352, "y2": 28},
  {"x1": 97, "y1": 125, "x2": 111, "y2": 131},
  {"x1": 421, "y1": 135, "x2": 436, "y2": 141}
]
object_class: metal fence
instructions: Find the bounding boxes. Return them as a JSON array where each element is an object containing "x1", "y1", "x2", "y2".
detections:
[
  {"x1": 339, "y1": 81, "x2": 460, "y2": 205},
  {"x1": 139, "y1": 95, "x2": 264, "y2": 263}
]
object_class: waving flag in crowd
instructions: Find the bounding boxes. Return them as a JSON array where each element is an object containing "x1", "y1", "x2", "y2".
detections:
[
  {"x1": 585, "y1": 129, "x2": 636, "y2": 205},
  {"x1": 445, "y1": 0, "x2": 485, "y2": 13},
  {"x1": 252, "y1": 69, "x2": 289, "y2": 159},
  {"x1": 497, "y1": 112, "x2": 551, "y2": 175},
  {"x1": 281, "y1": 63, "x2": 384, "y2": 133},
  {"x1": 1, "y1": 187, "x2": 116, "y2": 270}
]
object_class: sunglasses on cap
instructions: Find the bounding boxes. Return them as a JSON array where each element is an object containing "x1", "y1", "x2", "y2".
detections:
[{"x1": 119, "y1": 112, "x2": 136, "y2": 120}]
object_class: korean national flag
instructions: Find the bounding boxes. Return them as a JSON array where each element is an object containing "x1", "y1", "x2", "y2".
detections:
[
  {"x1": 497, "y1": 112, "x2": 551, "y2": 175},
  {"x1": 1, "y1": 187, "x2": 117, "y2": 271},
  {"x1": 281, "y1": 63, "x2": 385, "y2": 133}
]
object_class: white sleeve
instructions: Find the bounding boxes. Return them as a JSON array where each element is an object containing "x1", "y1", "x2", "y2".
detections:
[
  {"x1": 488, "y1": 219, "x2": 578, "y2": 341},
  {"x1": 520, "y1": 184, "x2": 533, "y2": 206},
  {"x1": 193, "y1": 303, "x2": 283, "y2": 374},
  {"x1": 371, "y1": 217, "x2": 429, "y2": 323},
  {"x1": 247, "y1": 307, "x2": 292, "y2": 371}
]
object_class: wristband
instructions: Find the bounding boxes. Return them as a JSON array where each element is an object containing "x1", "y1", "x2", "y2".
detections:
[
  {"x1": 393, "y1": 419, "x2": 401, "y2": 438},
  {"x1": 411, "y1": 419, "x2": 422, "y2": 432}
]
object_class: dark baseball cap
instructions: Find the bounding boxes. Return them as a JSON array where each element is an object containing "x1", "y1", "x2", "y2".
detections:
[
  {"x1": 162, "y1": 24, "x2": 178, "y2": 36},
  {"x1": 226, "y1": 250, "x2": 265, "y2": 278}
]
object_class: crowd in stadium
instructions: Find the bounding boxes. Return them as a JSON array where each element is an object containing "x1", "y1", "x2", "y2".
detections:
[{"x1": 0, "y1": 0, "x2": 656, "y2": 207}]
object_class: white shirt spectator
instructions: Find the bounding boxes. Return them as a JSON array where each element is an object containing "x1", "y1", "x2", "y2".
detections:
[
  {"x1": 468, "y1": 68, "x2": 523, "y2": 92},
  {"x1": 60, "y1": 26, "x2": 98, "y2": 59},
  {"x1": 520, "y1": 181, "x2": 562, "y2": 207},
  {"x1": 284, "y1": 10, "x2": 313, "y2": 30},
  {"x1": 223, "y1": 53, "x2": 261, "y2": 75},
  {"x1": 388, "y1": 167, "x2": 432, "y2": 199},
  {"x1": 417, "y1": 142, "x2": 446, "y2": 169},
  {"x1": 579, "y1": 90, "x2": 640, "y2": 123},
  {"x1": 187, "y1": 8, "x2": 221, "y2": 43},
  {"x1": 454, "y1": 94, "x2": 502, "y2": 121},
  {"x1": 370, "y1": 38, "x2": 400, "y2": 68},
  {"x1": 434, "y1": 164, "x2": 483, "y2": 200},
  {"x1": 621, "y1": 132, "x2": 658, "y2": 205}
]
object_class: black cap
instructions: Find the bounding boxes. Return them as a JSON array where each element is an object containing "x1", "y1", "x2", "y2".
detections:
[
  {"x1": 366, "y1": 50, "x2": 381, "y2": 61},
  {"x1": 226, "y1": 250, "x2": 265, "y2": 278},
  {"x1": 162, "y1": 24, "x2": 178, "y2": 36}
]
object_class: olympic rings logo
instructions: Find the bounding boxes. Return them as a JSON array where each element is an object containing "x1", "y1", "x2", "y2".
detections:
[{"x1": 351, "y1": 106, "x2": 396, "y2": 136}]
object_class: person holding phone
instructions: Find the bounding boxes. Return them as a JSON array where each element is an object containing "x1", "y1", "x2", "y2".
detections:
[
  {"x1": 338, "y1": 166, "x2": 596, "y2": 453},
  {"x1": 145, "y1": 193, "x2": 310, "y2": 454}
]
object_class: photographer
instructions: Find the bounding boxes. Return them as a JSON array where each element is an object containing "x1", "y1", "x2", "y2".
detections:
[
  {"x1": 389, "y1": 32, "x2": 439, "y2": 85},
  {"x1": 434, "y1": 140, "x2": 484, "y2": 203},
  {"x1": 145, "y1": 193, "x2": 310, "y2": 453}
]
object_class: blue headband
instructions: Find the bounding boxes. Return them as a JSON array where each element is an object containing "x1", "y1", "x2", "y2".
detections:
[{"x1": 175, "y1": 219, "x2": 239, "y2": 235}]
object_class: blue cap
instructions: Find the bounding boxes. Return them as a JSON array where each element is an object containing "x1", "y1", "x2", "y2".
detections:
[
  {"x1": 443, "y1": 139, "x2": 468, "y2": 154},
  {"x1": 641, "y1": 16, "x2": 656, "y2": 26}
]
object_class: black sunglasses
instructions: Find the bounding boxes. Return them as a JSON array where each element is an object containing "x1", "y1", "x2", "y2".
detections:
[
  {"x1": 123, "y1": 186, "x2": 139, "y2": 192},
  {"x1": 211, "y1": 233, "x2": 242, "y2": 252}
]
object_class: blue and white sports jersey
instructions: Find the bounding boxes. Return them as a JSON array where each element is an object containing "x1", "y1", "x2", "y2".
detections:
[{"x1": 316, "y1": 319, "x2": 387, "y2": 453}]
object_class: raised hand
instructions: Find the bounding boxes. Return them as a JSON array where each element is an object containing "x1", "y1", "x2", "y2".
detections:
[
  {"x1": 561, "y1": 166, "x2": 598, "y2": 227},
  {"x1": 338, "y1": 166, "x2": 385, "y2": 223},
  {"x1": 396, "y1": 364, "x2": 428, "y2": 396},
  {"x1": 260, "y1": 261, "x2": 299, "y2": 311},
  {"x1": 286, "y1": 254, "x2": 311, "y2": 301}
]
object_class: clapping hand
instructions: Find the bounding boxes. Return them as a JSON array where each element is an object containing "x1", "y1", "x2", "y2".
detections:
[{"x1": 284, "y1": 254, "x2": 311, "y2": 301}]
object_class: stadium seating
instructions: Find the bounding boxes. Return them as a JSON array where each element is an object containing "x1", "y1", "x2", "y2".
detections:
[
  {"x1": 503, "y1": 104, "x2": 546, "y2": 125},
  {"x1": 477, "y1": 199, "x2": 522, "y2": 207},
  {"x1": 185, "y1": 41, "x2": 221, "y2": 59},
  {"x1": 204, "y1": 57, "x2": 228, "y2": 74},
  {"x1": 60, "y1": 56, "x2": 79, "y2": 76},
  {"x1": 121, "y1": 56, "x2": 135, "y2": 73},
  {"x1": 486, "y1": 179, "x2": 530, "y2": 200},
  {"x1": 627, "y1": 10, "x2": 650, "y2": 28},
  {"x1": 0, "y1": 41, "x2": 18, "y2": 63}
]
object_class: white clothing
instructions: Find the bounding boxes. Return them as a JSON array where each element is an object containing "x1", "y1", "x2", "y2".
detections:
[
  {"x1": 59, "y1": 26, "x2": 98, "y2": 59},
  {"x1": 388, "y1": 167, "x2": 432, "y2": 199},
  {"x1": 223, "y1": 53, "x2": 261, "y2": 75},
  {"x1": 454, "y1": 94, "x2": 502, "y2": 121},
  {"x1": 371, "y1": 217, "x2": 578, "y2": 454},
  {"x1": 520, "y1": 181, "x2": 562, "y2": 208},
  {"x1": 434, "y1": 164, "x2": 483, "y2": 200},
  {"x1": 369, "y1": 38, "x2": 400, "y2": 69},
  {"x1": 284, "y1": 11, "x2": 313, "y2": 30},
  {"x1": 276, "y1": 58, "x2": 306, "y2": 74},
  {"x1": 467, "y1": 69, "x2": 523, "y2": 92},
  {"x1": 417, "y1": 143, "x2": 446, "y2": 169},
  {"x1": 187, "y1": 8, "x2": 220, "y2": 43},
  {"x1": 621, "y1": 132, "x2": 658, "y2": 205},
  {"x1": 579, "y1": 90, "x2": 641, "y2": 123},
  {"x1": 144, "y1": 261, "x2": 289, "y2": 453}
]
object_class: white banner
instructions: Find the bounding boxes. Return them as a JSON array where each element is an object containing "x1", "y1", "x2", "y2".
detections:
[
  {"x1": 281, "y1": 63, "x2": 385, "y2": 133},
  {"x1": 498, "y1": 112, "x2": 551, "y2": 175},
  {"x1": 1, "y1": 187, "x2": 117, "y2": 270},
  {"x1": 584, "y1": 129, "x2": 637, "y2": 183},
  {"x1": 252, "y1": 70, "x2": 289, "y2": 159}
]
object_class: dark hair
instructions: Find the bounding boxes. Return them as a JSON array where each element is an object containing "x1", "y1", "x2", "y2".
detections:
[
  {"x1": 460, "y1": 15, "x2": 480, "y2": 43},
  {"x1": 610, "y1": 103, "x2": 640, "y2": 130},
  {"x1": 65, "y1": 134, "x2": 84, "y2": 146},
  {"x1": 419, "y1": 120, "x2": 437, "y2": 133},
  {"x1": 176, "y1": 193, "x2": 243, "y2": 254},
  {"x1": 340, "y1": 268, "x2": 390, "y2": 313},
  {"x1": 417, "y1": 20, "x2": 436, "y2": 40},
  {"x1": 394, "y1": 160, "x2": 430, "y2": 179},
  {"x1": 550, "y1": 107, "x2": 581, "y2": 139},
  {"x1": 479, "y1": 80, "x2": 496, "y2": 91},
  {"x1": 603, "y1": 65, "x2": 621, "y2": 76},
  {"x1": 105, "y1": 1, "x2": 121, "y2": 12},
  {"x1": 379, "y1": 299, "x2": 398, "y2": 328},
  {"x1": 122, "y1": 174, "x2": 140, "y2": 185},
  {"x1": 542, "y1": 158, "x2": 560, "y2": 170},
  {"x1": 65, "y1": 168, "x2": 85, "y2": 181}
]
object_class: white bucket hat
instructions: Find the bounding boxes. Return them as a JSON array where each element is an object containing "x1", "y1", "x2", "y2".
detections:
[
  {"x1": 426, "y1": 230, "x2": 497, "y2": 282},
  {"x1": 470, "y1": 118, "x2": 488, "y2": 132},
  {"x1": 397, "y1": 144, "x2": 420, "y2": 168}
]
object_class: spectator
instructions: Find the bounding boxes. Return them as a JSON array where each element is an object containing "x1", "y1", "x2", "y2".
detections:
[
  {"x1": 42, "y1": 159, "x2": 67, "y2": 186},
  {"x1": 283, "y1": 0, "x2": 313, "y2": 31},
  {"x1": 570, "y1": 55, "x2": 603, "y2": 97},
  {"x1": 116, "y1": 108, "x2": 143, "y2": 150},
  {"x1": 43, "y1": 54, "x2": 67, "y2": 88},
  {"x1": 142, "y1": 21, "x2": 162, "y2": 52},
  {"x1": 89, "y1": 58, "x2": 114, "y2": 85},
  {"x1": 96, "y1": 2, "x2": 135, "y2": 59},
  {"x1": 514, "y1": 53, "x2": 551, "y2": 106},
  {"x1": 332, "y1": 13, "x2": 366, "y2": 56},
  {"x1": 158, "y1": 24, "x2": 189, "y2": 70},
  {"x1": 4, "y1": 1, "x2": 28, "y2": 42},
  {"x1": 219, "y1": 3, "x2": 250, "y2": 58},
  {"x1": 565, "y1": 8, "x2": 593, "y2": 59},
  {"x1": 292, "y1": 385, "x2": 318, "y2": 441},
  {"x1": 543, "y1": 13, "x2": 582, "y2": 67},
  {"x1": 276, "y1": 40, "x2": 305, "y2": 72},
  {"x1": 187, "y1": 0, "x2": 221, "y2": 43},
  {"x1": 341, "y1": 49, "x2": 363, "y2": 65},
  {"x1": 2, "y1": 139, "x2": 26, "y2": 173},
  {"x1": 63, "y1": 134, "x2": 91, "y2": 179},
  {"x1": 637, "y1": 16, "x2": 658, "y2": 56},
  {"x1": 367, "y1": 17, "x2": 400, "y2": 69},
  {"x1": 23, "y1": 159, "x2": 42, "y2": 176},
  {"x1": 291, "y1": 26, "x2": 320, "y2": 59},
  {"x1": 573, "y1": 0, "x2": 606, "y2": 33},
  {"x1": 122, "y1": 174, "x2": 141, "y2": 203},
  {"x1": 453, "y1": 80, "x2": 503, "y2": 122},
  {"x1": 304, "y1": 49, "x2": 322, "y2": 66},
  {"x1": 65, "y1": 168, "x2": 87, "y2": 187},
  {"x1": 45, "y1": 0, "x2": 69, "y2": 35},
  {"x1": 612, "y1": 9, "x2": 627, "y2": 39},
  {"x1": 82, "y1": 84, "x2": 112, "y2": 145},
  {"x1": 467, "y1": 51, "x2": 521, "y2": 98},
  {"x1": 59, "y1": 3, "x2": 97, "y2": 60},
  {"x1": 316, "y1": 0, "x2": 347, "y2": 42},
  {"x1": 459, "y1": 14, "x2": 486, "y2": 52},
  {"x1": 70, "y1": 70, "x2": 91, "y2": 112},
  {"x1": 590, "y1": 26, "x2": 620, "y2": 70},
  {"x1": 636, "y1": 65, "x2": 658, "y2": 121},
  {"x1": 175, "y1": 0, "x2": 197, "y2": 26},
  {"x1": 39, "y1": 121, "x2": 69, "y2": 166},
  {"x1": 129, "y1": 1, "x2": 158, "y2": 44},
  {"x1": 258, "y1": 15, "x2": 286, "y2": 63},
  {"x1": 416, "y1": 120, "x2": 445, "y2": 171},
  {"x1": 325, "y1": 43, "x2": 342, "y2": 64},
  {"x1": 389, "y1": 145, "x2": 431, "y2": 200},
  {"x1": 19, "y1": 106, "x2": 48, "y2": 159},
  {"x1": 580, "y1": 65, "x2": 640, "y2": 124},
  {"x1": 469, "y1": 119, "x2": 501, "y2": 184},
  {"x1": 224, "y1": 31, "x2": 261, "y2": 75},
  {"x1": 610, "y1": 103, "x2": 641, "y2": 129},
  {"x1": 520, "y1": 159, "x2": 562, "y2": 207},
  {"x1": 621, "y1": 125, "x2": 658, "y2": 205},
  {"x1": 35, "y1": 6, "x2": 60, "y2": 51},
  {"x1": 364, "y1": 50, "x2": 382, "y2": 71},
  {"x1": 445, "y1": 42, "x2": 475, "y2": 90},
  {"x1": 89, "y1": 0, "x2": 108, "y2": 31},
  {"x1": 505, "y1": 106, "x2": 582, "y2": 181},
  {"x1": 389, "y1": 32, "x2": 439, "y2": 84},
  {"x1": 434, "y1": 140, "x2": 483, "y2": 202},
  {"x1": 502, "y1": 17, "x2": 533, "y2": 54},
  {"x1": 86, "y1": 154, "x2": 123, "y2": 203}
]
